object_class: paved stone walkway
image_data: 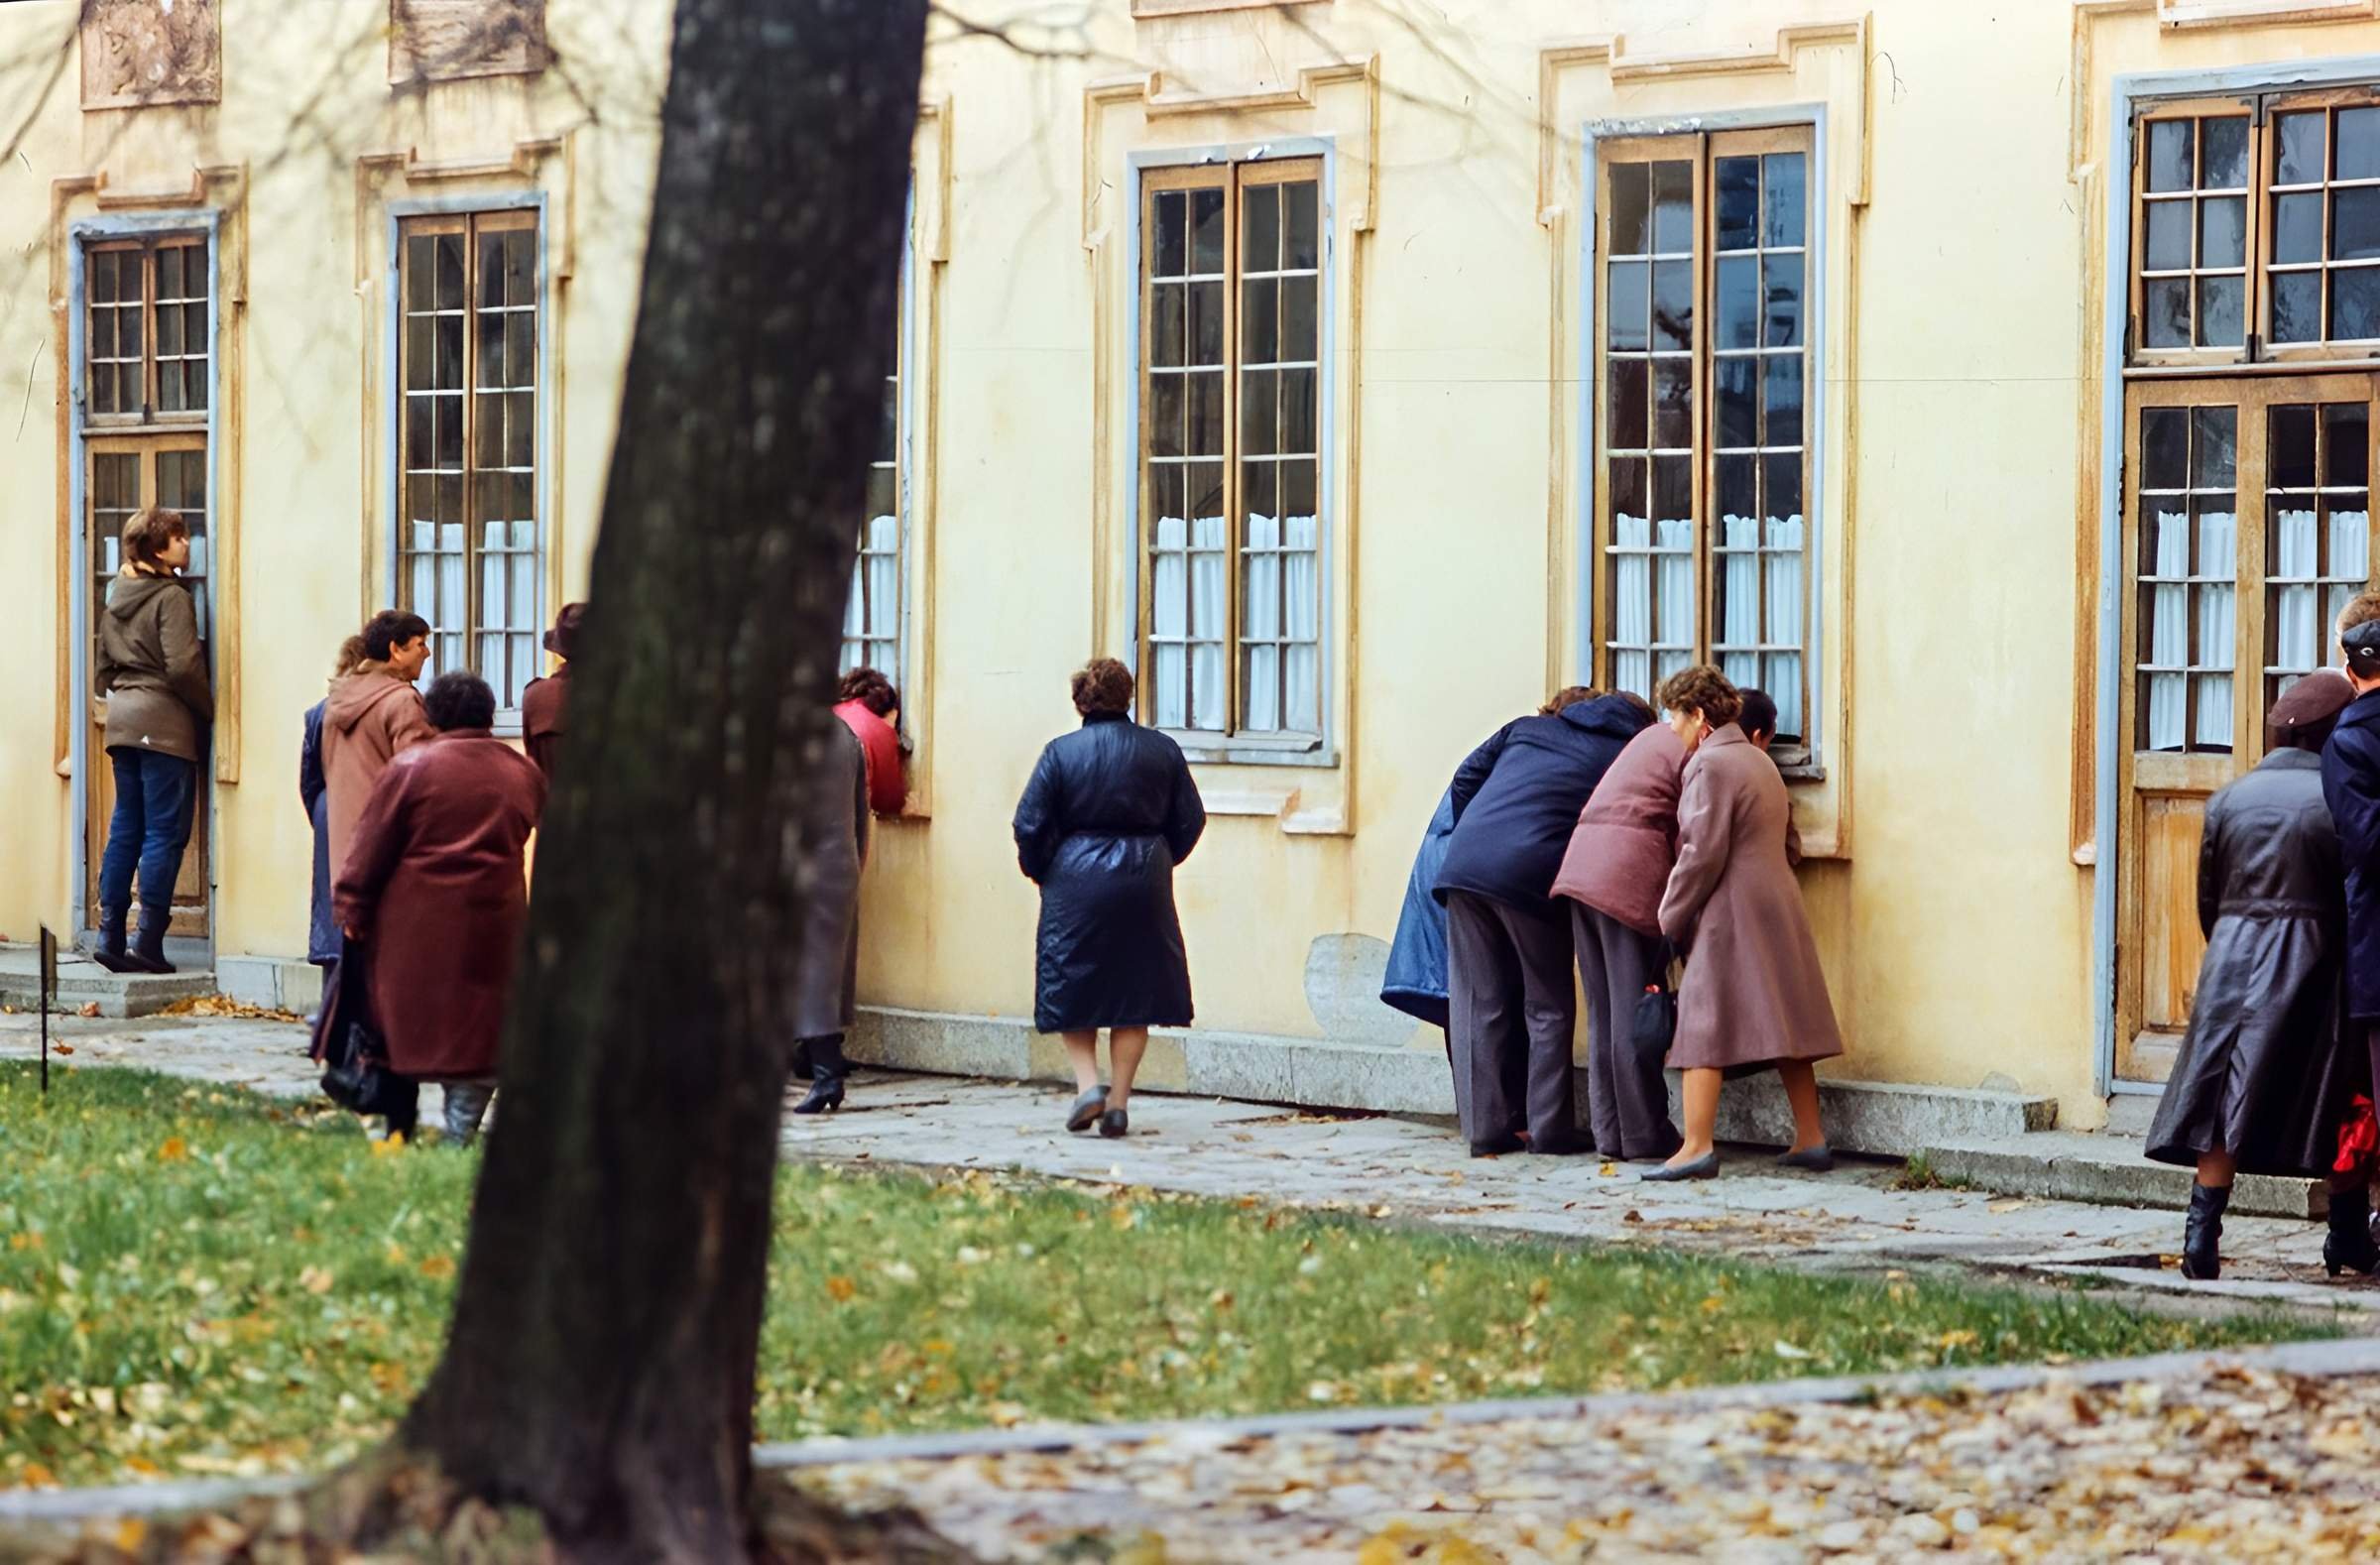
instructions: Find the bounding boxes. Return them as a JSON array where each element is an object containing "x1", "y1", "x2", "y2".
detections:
[{"x1": 9, "y1": 1009, "x2": 2380, "y2": 1313}]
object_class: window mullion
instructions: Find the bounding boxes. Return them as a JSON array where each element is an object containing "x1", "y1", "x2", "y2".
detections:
[
  {"x1": 1224, "y1": 164, "x2": 1244, "y2": 739},
  {"x1": 463, "y1": 216, "x2": 484, "y2": 676},
  {"x1": 1693, "y1": 136, "x2": 1715, "y2": 672}
]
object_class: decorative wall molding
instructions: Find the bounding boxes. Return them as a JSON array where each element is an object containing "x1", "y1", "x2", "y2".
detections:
[
  {"x1": 1132, "y1": 0, "x2": 1329, "y2": 17},
  {"x1": 80, "y1": 0, "x2": 221, "y2": 111},
  {"x1": 389, "y1": 0, "x2": 547, "y2": 87},
  {"x1": 2159, "y1": 0, "x2": 2378, "y2": 28}
]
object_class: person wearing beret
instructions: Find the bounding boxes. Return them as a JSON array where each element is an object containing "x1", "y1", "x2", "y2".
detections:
[
  {"x1": 2151, "y1": 667, "x2": 2371, "y2": 1279},
  {"x1": 520, "y1": 602, "x2": 584, "y2": 782}
]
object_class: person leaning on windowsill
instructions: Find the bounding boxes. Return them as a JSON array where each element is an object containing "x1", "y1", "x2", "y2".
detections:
[
  {"x1": 1643, "y1": 663, "x2": 1843, "y2": 1183},
  {"x1": 835, "y1": 664, "x2": 909, "y2": 817}
]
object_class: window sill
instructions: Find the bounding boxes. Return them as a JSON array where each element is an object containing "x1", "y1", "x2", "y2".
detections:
[
  {"x1": 1171, "y1": 736, "x2": 1340, "y2": 770},
  {"x1": 1777, "y1": 761, "x2": 1827, "y2": 783}
]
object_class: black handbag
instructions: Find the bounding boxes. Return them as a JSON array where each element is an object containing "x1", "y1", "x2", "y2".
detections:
[
  {"x1": 312, "y1": 941, "x2": 413, "y2": 1119},
  {"x1": 1631, "y1": 942, "x2": 1679, "y2": 1072}
]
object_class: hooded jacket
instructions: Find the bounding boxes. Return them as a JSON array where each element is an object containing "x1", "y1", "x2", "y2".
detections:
[
  {"x1": 94, "y1": 569, "x2": 212, "y2": 763},
  {"x1": 1433, "y1": 695, "x2": 1654, "y2": 913},
  {"x1": 321, "y1": 663, "x2": 434, "y2": 879}
]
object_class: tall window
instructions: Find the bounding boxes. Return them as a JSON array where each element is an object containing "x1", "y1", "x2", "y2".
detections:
[
  {"x1": 397, "y1": 210, "x2": 542, "y2": 707},
  {"x1": 1140, "y1": 160, "x2": 1324, "y2": 742},
  {"x1": 1597, "y1": 129, "x2": 1812, "y2": 746},
  {"x1": 82, "y1": 235, "x2": 212, "y2": 647},
  {"x1": 2131, "y1": 90, "x2": 2380, "y2": 363},
  {"x1": 841, "y1": 367, "x2": 900, "y2": 675}
]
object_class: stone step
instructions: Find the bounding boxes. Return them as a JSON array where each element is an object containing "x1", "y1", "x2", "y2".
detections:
[
  {"x1": 0, "y1": 949, "x2": 214, "y2": 1020},
  {"x1": 1919, "y1": 1131, "x2": 2324, "y2": 1220}
]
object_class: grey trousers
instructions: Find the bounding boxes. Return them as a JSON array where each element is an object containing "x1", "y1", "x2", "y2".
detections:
[
  {"x1": 1445, "y1": 891, "x2": 1582, "y2": 1151},
  {"x1": 439, "y1": 1080, "x2": 496, "y2": 1145},
  {"x1": 1571, "y1": 903, "x2": 1683, "y2": 1161}
]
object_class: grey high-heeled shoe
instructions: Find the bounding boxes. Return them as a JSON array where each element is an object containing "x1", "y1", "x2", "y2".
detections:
[
  {"x1": 1065, "y1": 1086, "x2": 1109, "y2": 1133},
  {"x1": 1775, "y1": 1145, "x2": 1836, "y2": 1173},
  {"x1": 1639, "y1": 1151, "x2": 1721, "y2": 1182}
]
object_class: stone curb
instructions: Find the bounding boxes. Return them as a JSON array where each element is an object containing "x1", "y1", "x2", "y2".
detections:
[
  {"x1": 5, "y1": 1338, "x2": 2378, "y2": 1523},
  {"x1": 746, "y1": 1333, "x2": 2380, "y2": 1469}
]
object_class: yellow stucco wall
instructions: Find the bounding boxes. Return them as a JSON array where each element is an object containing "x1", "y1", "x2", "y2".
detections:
[{"x1": 9, "y1": 0, "x2": 2376, "y2": 1125}]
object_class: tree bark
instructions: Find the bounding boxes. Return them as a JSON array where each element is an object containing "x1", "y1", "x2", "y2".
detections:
[{"x1": 397, "y1": 0, "x2": 926, "y2": 1558}]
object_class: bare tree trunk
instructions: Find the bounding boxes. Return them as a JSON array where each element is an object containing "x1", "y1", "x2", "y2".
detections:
[{"x1": 393, "y1": 0, "x2": 928, "y2": 1557}]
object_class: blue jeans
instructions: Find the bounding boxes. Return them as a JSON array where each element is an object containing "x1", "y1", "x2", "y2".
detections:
[{"x1": 98, "y1": 748, "x2": 197, "y2": 920}]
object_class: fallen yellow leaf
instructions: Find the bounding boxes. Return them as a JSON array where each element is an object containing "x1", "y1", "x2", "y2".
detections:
[
  {"x1": 157, "y1": 1137, "x2": 189, "y2": 1163},
  {"x1": 299, "y1": 1266, "x2": 335, "y2": 1295},
  {"x1": 418, "y1": 1255, "x2": 456, "y2": 1281},
  {"x1": 825, "y1": 1274, "x2": 858, "y2": 1303}
]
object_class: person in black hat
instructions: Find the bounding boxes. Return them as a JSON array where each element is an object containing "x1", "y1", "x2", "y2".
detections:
[
  {"x1": 520, "y1": 602, "x2": 584, "y2": 782},
  {"x1": 2150, "y1": 667, "x2": 2369, "y2": 1279},
  {"x1": 2321, "y1": 598, "x2": 2380, "y2": 1274}
]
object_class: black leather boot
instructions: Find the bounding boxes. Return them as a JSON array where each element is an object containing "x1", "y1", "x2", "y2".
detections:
[
  {"x1": 126, "y1": 908, "x2": 175, "y2": 970},
  {"x1": 2325, "y1": 1186, "x2": 2380, "y2": 1278},
  {"x1": 2181, "y1": 1182, "x2": 2228, "y2": 1280},
  {"x1": 90, "y1": 907, "x2": 134, "y2": 974},
  {"x1": 793, "y1": 1034, "x2": 847, "y2": 1115}
]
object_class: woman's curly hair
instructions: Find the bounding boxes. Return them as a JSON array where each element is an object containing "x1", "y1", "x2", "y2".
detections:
[
  {"x1": 1070, "y1": 657, "x2": 1135, "y2": 716},
  {"x1": 1654, "y1": 664, "x2": 1743, "y2": 728}
]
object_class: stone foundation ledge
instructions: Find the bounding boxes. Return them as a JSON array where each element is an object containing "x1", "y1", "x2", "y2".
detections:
[{"x1": 846, "y1": 1007, "x2": 2059, "y2": 1158}]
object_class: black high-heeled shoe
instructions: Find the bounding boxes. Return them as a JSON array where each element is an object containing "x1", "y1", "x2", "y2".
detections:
[
  {"x1": 2181, "y1": 1182, "x2": 2228, "y2": 1280},
  {"x1": 2324, "y1": 1188, "x2": 2380, "y2": 1277},
  {"x1": 792, "y1": 1075, "x2": 845, "y2": 1115}
]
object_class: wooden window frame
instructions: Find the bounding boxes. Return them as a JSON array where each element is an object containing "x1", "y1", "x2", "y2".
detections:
[
  {"x1": 1594, "y1": 126, "x2": 1816, "y2": 761},
  {"x1": 395, "y1": 207, "x2": 543, "y2": 709},
  {"x1": 1136, "y1": 156, "x2": 1328, "y2": 750},
  {"x1": 82, "y1": 235, "x2": 210, "y2": 429},
  {"x1": 2128, "y1": 83, "x2": 2380, "y2": 369}
]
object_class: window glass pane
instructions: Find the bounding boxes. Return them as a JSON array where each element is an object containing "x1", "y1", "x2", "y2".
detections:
[
  {"x1": 2144, "y1": 201, "x2": 2193, "y2": 271},
  {"x1": 1714, "y1": 357, "x2": 1755, "y2": 447},
  {"x1": 1281, "y1": 275, "x2": 1318, "y2": 360},
  {"x1": 1190, "y1": 187, "x2": 1225, "y2": 274},
  {"x1": 1608, "y1": 164, "x2": 1649, "y2": 255},
  {"x1": 1714, "y1": 256, "x2": 1757, "y2": 350},
  {"x1": 1154, "y1": 191, "x2": 1186, "y2": 277},
  {"x1": 1763, "y1": 253, "x2": 1803, "y2": 347},
  {"x1": 1652, "y1": 260, "x2": 1692, "y2": 351},
  {"x1": 2193, "y1": 407, "x2": 2237, "y2": 488},
  {"x1": 1714, "y1": 158, "x2": 1758, "y2": 250},
  {"x1": 2278, "y1": 111, "x2": 2326, "y2": 185},
  {"x1": 1607, "y1": 359, "x2": 1649, "y2": 448},
  {"x1": 2197, "y1": 196, "x2": 2245, "y2": 269},
  {"x1": 1763, "y1": 357, "x2": 1804, "y2": 447},
  {"x1": 1650, "y1": 161, "x2": 1693, "y2": 253},
  {"x1": 2144, "y1": 278, "x2": 2191, "y2": 348},
  {"x1": 2332, "y1": 187, "x2": 2380, "y2": 261},
  {"x1": 1242, "y1": 183, "x2": 1279, "y2": 270},
  {"x1": 1189, "y1": 280, "x2": 1225, "y2": 365},
  {"x1": 2142, "y1": 407, "x2": 2188, "y2": 488},
  {"x1": 2339, "y1": 106, "x2": 2380, "y2": 181},
  {"x1": 2332, "y1": 268, "x2": 2380, "y2": 340},
  {"x1": 2197, "y1": 275, "x2": 2244, "y2": 347},
  {"x1": 2271, "y1": 403, "x2": 2317, "y2": 492},
  {"x1": 1606, "y1": 261, "x2": 1649, "y2": 351},
  {"x1": 2146, "y1": 119, "x2": 2195, "y2": 193},
  {"x1": 1283, "y1": 182, "x2": 1320, "y2": 271},
  {"x1": 2273, "y1": 272, "x2": 2323, "y2": 343},
  {"x1": 1762, "y1": 153, "x2": 1805, "y2": 249},
  {"x1": 2201, "y1": 117, "x2": 2248, "y2": 188},
  {"x1": 2273, "y1": 191, "x2": 2322, "y2": 266},
  {"x1": 2326, "y1": 402, "x2": 2370, "y2": 487},
  {"x1": 1652, "y1": 359, "x2": 1692, "y2": 448}
]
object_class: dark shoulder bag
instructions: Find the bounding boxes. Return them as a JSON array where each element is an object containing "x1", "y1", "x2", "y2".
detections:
[
  {"x1": 1631, "y1": 940, "x2": 1680, "y2": 1072},
  {"x1": 314, "y1": 939, "x2": 411, "y2": 1118}
]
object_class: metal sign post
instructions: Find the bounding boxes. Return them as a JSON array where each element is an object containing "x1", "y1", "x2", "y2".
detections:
[{"x1": 38, "y1": 925, "x2": 57, "y2": 1095}]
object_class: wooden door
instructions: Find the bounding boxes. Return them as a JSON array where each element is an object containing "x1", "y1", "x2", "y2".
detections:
[
  {"x1": 84, "y1": 436, "x2": 211, "y2": 938},
  {"x1": 2116, "y1": 374, "x2": 2374, "y2": 1082}
]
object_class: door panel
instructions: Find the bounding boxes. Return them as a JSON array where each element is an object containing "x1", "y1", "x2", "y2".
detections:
[
  {"x1": 2116, "y1": 374, "x2": 2375, "y2": 1084},
  {"x1": 84, "y1": 439, "x2": 211, "y2": 939}
]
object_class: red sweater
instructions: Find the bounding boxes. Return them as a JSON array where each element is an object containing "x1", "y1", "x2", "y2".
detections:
[{"x1": 835, "y1": 700, "x2": 907, "y2": 816}]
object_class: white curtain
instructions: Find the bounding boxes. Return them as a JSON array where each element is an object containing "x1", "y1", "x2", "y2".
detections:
[
  {"x1": 2274, "y1": 507, "x2": 2319, "y2": 675},
  {"x1": 1612, "y1": 512, "x2": 1652, "y2": 699},
  {"x1": 183, "y1": 535, "x2": 209, "y2": 640},
  {"x1": 480, "y1": 522, "x2": 510, "y2": 701},
  {"x1": 1151, "y1": 514, "x2": 1188, "y2": 729},
  {"x1": 1719, "y1": 514, "x2": 1759, "y2": 691},
  {"x1": 1765, "y1": 515, "x2": 1806, "y2": 737},
  {"x1": 1655, "y1": 518, "x2": 1695, "y2": 682},
  {"x1": 2333, "y1": 509, "x2": 2371, "y2": 654},
  {"x1": 1243, "y1": 512, "x2": 1281, "y2": 732},
  {"x1": 2146, "y1": 507, "x2": 2189, "y2": 752},
  {"x1": 1284, "y1": 512, "x2": 1320, "y2": 733},
  {"x1": 2195, "y1": 508, "x2": 2236, "y2": 749},
  {"x1": 1190, "y1": 512, "x2": 1227, "y2": 731}
]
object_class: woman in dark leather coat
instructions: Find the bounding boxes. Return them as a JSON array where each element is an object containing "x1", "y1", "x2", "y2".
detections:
[
  {"x1": 2149, "y1": 668, "x2": 2373, "y2": 1280},
  {"x1": 1012, "y1": 658, "x2": 1206, "y2": 1139}
]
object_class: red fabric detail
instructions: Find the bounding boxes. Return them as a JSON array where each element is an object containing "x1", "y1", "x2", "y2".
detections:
[{"x1": 2336, "y1": 1094, "x2": 2379, "y2": 1177}]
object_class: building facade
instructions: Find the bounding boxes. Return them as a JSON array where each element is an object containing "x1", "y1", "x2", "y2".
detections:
[{"x1": 6, "y1": 0, "x2": 2378, "y2": 1137}]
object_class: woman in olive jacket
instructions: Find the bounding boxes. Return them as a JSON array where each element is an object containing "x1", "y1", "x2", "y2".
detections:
[{"x1": 92, "y1": 507, "x2": 212, "y2": 975}]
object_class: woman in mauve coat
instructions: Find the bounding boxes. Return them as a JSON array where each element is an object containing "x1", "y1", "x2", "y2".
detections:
[
  {"x1": 2149, "y1": 669, "x2": 2373, "y2": 1281},
  {"x1": 1013, "y1": 658, "x2": 1205, "y2": 1140},
  {"x1": 1646, "y1": 664, "x2": 1841, "y2": 1182},
  {"x1": 519, "y1": 602, "x2": 583, "y2": 782},
  {"x1": 786, "y1": 715, "x2": 871, "y2": 1115},
  {"x1": 335, "y1": 670, "x2": 545, "y2": 1145},
  {"x1": 1550, "y1": 721, "x2": 1688, "y2": 1162}
]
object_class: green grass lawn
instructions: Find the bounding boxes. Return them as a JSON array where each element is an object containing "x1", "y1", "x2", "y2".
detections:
[{"x1": 0, "y1": 1061, "x2": 2332, "y2": 1490}]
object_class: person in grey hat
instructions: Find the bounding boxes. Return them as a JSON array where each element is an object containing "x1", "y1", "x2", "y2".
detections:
[{"x1": 2149, "y1": 667, "x2": 2370, "y2": 1280}]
